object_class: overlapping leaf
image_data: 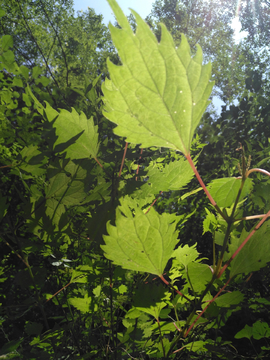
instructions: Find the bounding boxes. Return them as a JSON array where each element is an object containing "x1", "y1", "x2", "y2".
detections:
[
  {"x1": 102, "y1": 0, "x2": 214, "y2": 155},
  {"x1": 139, "y1": 157, "x2": 195, "y2": 197},
  {"x1": 102, "y1": 197, "x2": 179, "y2": 275}
]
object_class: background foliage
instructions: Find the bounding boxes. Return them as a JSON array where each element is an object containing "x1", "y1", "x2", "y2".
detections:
[{"x1": 1, "y1": 0, "x2": 270, "y2": 359}]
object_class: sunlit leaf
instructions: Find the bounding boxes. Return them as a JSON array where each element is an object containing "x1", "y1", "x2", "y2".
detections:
[
  {"x1": 103, "y1": 0, "x2": 214, "y2": 155},
  {"x1": 207, "y1": 177, "x2": 253, "y2": 208},
  {"x1": 173, "y1": 243, "x2": 200, "y2": 268},
  {"x1": 139, "y1": 157, "x2": 195, "y2": 197},
  {"x1": 69, "y1": 294, "x2": 91, "y2": 313},
  {"x1": 101, "y1": 197, "x2": 179, "y2": 275}
]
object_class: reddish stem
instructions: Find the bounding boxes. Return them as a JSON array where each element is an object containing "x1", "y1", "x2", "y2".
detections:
[
  {"x1": 119, "y1": 142, "x2": 128, "y2": 177},
  {"x1": 0, "y1": 164, "x2": 13, "y2": 169},
  {"x1": 247, "y1": 168, "x2": 270, "y2": 177},
  {"x1": 160, "y1": 274, "x2": 191, "y2": 302},
  {"x1": 94, "y1": 157, "x2": 104, "y2": 168},
  {"x1": 135, "y1": 148, "x2": 143, "y2": 181},
  {"x1": 218, "y1": 208, "x2": 270, "y2": 278},
  {"x1": 184, "y1": 277, "x2": 231, "y2": 338},
  {"x1": 185, "y1": 154, "x2": 227, "y2": 221},
  {"x1": 145, "y1": 191, "x2": 163, "y2": 214}
]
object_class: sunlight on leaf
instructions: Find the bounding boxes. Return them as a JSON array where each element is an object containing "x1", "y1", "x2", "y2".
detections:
[
  {"x1": 102, "y1": 197, "x2": 179, "y2": 276},
  {"x1": 103, "y1": 0, "x2": 214, "y2": 155}
]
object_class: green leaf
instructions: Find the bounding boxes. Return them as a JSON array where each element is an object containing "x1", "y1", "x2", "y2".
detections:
[
  {"x1": 214, "y1": 291, "x2": 244, "y2": 308},
  {"x1": 1, "y1": 35, "x2": 13, "y2": 51},
  {"x1": 252, "y1": 321, "x2": 270, "y2": 340},
  {"x1": 0, "y1": 339, "x2": 22, "y2": 356},
  {"x1": 103, "y1": 0, "x2": 214, "y2": 155},
  {"x1": 235, "y1": 324, "x2": 253, "y2": 340},
  {"x1": 173, "y1": 243, "x2": 199, "y2": 268},
  {"x1": 68, "y1": 294, "x2": 91, "y2": 313},
  {"x1": 133, "y1": 283, "x2": 170, "y2": 319},
  {"x1": 102, "y1": 197, "x2": 179, "y2": 275},
  {"x1": 36, "y1": 76, "x2": 51, "y2": 87},
  {"x1": 44, "y1": 102, "x2": 99, "y2": 159},
  {"x1": 207, "y1": 177, "x2": 253, "y2": 208},
  {"x1": 139, "y1": 157, "x2": 195, "y2": 197},
  {"x1": 230, "y1": 222, "x2": 270, "y2": 277},
  {"x1": 19, "y1": 65, "x2": 29, "y2": 80},
  {"x1": 185, "y1": 262, "x2": 212, "y2": 293}
]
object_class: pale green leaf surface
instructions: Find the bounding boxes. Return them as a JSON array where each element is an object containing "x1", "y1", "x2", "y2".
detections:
[
  {"x1": 101, "y1": 197, "x2": 179, "y2": 275},
  {"x1": 103, "y1": 0, "x2": 214, "y2": 155},
  {"x1": 173, "y1": 243, "x2": 199, "y2": 268},
  {"x1": 207, "y1": 177, "x2": 253, "y2": 208},
  {"x1": 230, "y1": 222, "x2": 270, "y2": 277},
  {"x1": 68, "y1": 294, "x2": 91, "y2": 313},
  {"x1": 139, "y1": 157, "x2": 195, "y2": 197},
  {"x1": 44, "y1": 102, "x2": 99, "y2": 159}
]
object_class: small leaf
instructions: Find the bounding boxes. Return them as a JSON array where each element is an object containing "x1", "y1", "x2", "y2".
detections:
[
  {"x1": 69, "y1": 294, "x2": 91, "y2": 313},
  {"x1": 103, "y1": 0, "x2": 214, "y2": 155},
  {"x1": 173, "y1": 243, "x2": 199, "y2": 268},
  {"x1": 1, "y1": 35, "x2": 13, "y2": 51},
  {"x1": 102, "y1": 197, "x2": 179, "y2": 276},
  {"x1": 235, "y1": 324, "x2": 253, "y2": 340},
  {"x1": 207, "y1": 177, "x2": 253, "y2": 208}
]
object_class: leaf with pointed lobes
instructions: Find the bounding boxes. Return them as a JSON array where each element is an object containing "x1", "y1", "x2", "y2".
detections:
[
  {"x1": 102, "y1": 0, "x2": 214, "y2": 156},
  {"x1": 101, "y1": 197, "x2": 179, "y2": 276}
]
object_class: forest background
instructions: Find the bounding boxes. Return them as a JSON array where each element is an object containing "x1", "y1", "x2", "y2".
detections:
[{"x1": 1, "y1": 0, "x2": 270, "y2": 358}]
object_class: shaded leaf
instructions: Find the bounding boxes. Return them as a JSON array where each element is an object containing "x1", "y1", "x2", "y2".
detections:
[
  {"x1": 44, "y1": 102, "x2": 99, "y2": 159},
  {"x1": 230, "y1": 222, "x2": 270, "y2": 277},
  {"x1": 133, "y1": 283, "x2": 170, "y2": 319},
  {"x1": 214, "y1": 291, "x2": 244, "y2": 308}
]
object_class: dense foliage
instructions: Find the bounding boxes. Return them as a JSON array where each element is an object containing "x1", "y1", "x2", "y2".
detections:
[{"x1": 1, "y1": 0, "x2": 270, "y2": 359}]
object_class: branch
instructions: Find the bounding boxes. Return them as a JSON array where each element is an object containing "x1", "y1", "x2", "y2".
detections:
[
  {"x1": 185, "y1": 153, "x2": 227, "y2": 221},
  {"x1": 119, "y1": 142, "x2": 128, "y2": 177},
  {"x1": 183, "y1": 277, "x2": 232, "y2": 338}
]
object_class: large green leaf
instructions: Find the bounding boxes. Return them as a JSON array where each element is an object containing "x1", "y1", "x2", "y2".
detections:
[
  {"x1": 102, "y1": 0, "x2": 214, "y2": 155},
  {"x1": 101, "y1": 197, "x2": 179, "y2": 275}
]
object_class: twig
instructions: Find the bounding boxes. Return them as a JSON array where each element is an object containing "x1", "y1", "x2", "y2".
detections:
[{"x1": 119, "y1": 142, "x2": 128, "y2": 177}]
